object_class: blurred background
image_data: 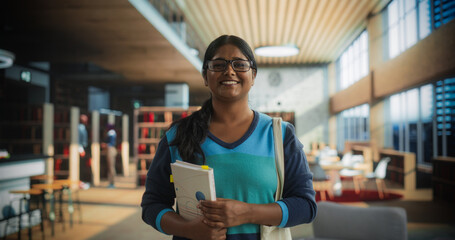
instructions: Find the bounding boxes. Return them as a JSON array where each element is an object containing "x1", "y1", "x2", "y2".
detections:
[{"x1": 0, "y1": 0, "x2": 454, "y2": 239}]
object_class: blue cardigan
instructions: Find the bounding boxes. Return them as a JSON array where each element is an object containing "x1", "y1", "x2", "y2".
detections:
[{"x1": 141, "y1": 111, "x2": 317, "y2": 240}]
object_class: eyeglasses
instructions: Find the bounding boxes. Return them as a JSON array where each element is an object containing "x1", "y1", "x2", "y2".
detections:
[{"x1": 206, "y1": 59, "x2": 253, "y2": 72}]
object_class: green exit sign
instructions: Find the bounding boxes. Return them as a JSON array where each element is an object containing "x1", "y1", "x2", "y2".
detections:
[{"x1": 20, "y1": 70, "x2": 31, "y2": 83}]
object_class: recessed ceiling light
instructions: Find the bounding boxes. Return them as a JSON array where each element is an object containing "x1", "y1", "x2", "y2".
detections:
[
  {"x1": 255, "y1": 45, "x2": 299, "y2": 57},
  {"x1": 0, "y1": 49, "x2": 15, "y2": 69}
]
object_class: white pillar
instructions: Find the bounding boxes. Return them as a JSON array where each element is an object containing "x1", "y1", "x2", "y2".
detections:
[
  {"x1": 122, "y1": 114, "x2": 129, "y2": 177},
  {"x1": 69, "y1": 107, "x2": 80, "y2": 183},
  {"x1": 91, "y1": 111, "x2": 100, "y2": 186},
  {"x1": 43, "y1": 103, "x2": 54, "y2": 179}
]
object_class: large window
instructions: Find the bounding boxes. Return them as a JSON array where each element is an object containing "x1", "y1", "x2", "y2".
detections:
[
  {"x1": 386, "y1": 0, "x2": 455, "y2": 59},
  {"x1": 387, "y1": 79, "x2": 455, "y2": 165},
  {"x1": 337, "y1": 104, "x2": 370, "y2": 151},
  {"x1": 387, "y1": 0, "x2": 431, "y2": 59},
  {"x1": 337, "y1": 31, "x2": 369, "y2": 90},
  {"x1": 435, "y1": 78, "x2": 455, "y2": 157}
]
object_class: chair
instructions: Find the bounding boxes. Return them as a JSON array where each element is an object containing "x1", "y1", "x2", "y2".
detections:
[
  {"x1": 31, "y1": 183, "x2": 65, "y2": 236},
  {"x1": 3, "y1": 189, "x2": 45, "y2": 240},
  {"x1": 355, "y1": 157, "x2": 391, "y2": 199},
  {"x1": 310, "y1": 163, "x2": 334, "y2": 201},
  {"x1": 31, "y1": 175, "x2": 85, "y2": 228},
  {"x1": 53, "y1": 179, "x2": 84, "y2": 227},
  {"x1": 308, "y1": 201, "x2": 407, "y2": 240}
]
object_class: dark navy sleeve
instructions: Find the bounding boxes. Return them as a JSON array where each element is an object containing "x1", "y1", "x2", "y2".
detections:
[
  {"x1": 141, "y1": 136, "x2": 176, "y2": 233},
  {"x1": 278, "y1": 123, "x2": 317, "y2": 227}
]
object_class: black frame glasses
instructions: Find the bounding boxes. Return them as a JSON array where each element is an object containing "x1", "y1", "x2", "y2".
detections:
[{"x1": 206, "y1": 59, "x2": 253, "y2": 72}]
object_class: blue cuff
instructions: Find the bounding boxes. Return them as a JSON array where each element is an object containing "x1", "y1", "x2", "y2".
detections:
[
  {"x1": 156, "y1": 208, "x2": 174, "y2": 234},
  {"x1": 276, "y1": 201, "x2": 289, "y2": 228}
]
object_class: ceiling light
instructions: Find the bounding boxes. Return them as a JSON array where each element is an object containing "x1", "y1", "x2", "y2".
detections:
[
  {"x1": 0, "y1": 49, "x2": 15, "y2": 69},
  {"x1": 255, "y1": 45, "x2": 299, "y2": 57}
]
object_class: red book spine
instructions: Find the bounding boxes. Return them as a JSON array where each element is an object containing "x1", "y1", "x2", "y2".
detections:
[{"x1": 149, "y1": 113, "x2": 154, "y2": 122}]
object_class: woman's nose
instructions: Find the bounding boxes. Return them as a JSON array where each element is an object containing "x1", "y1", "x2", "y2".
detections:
[{"x1": 224, "y1": 63, "x2": 236, "y2": 75}]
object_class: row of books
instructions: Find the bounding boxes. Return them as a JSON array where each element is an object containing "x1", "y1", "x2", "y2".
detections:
[
  {"x1": 379, "y1": 154, "x2": 405, "y2": 168},
  {"x1": 386, "y1": 171, "x2": 404, "y2": 186},
  {"x1": 138, "y1": 143, "x2": 157, "y2": 154},
  {"x1": 54, "y1": 127, "x2": 71, "y2": 141},
  {"x1": 0, "y1": 105, "x2": 43, "y2": 122},
  {"x1": 1, "y1": 126, "x2": 43, "y2": 139},
  {"x1": 139, "y1": 128, "x2": 166, "y2": 139},
  {"x1": 54, "y1": 144, "x2": 70, "y2": 156},
  {"x1": 139, "y1": 111, "x2": 190, "y2": 123},
  {"x1": 54, "y1": 111, "x2": 70, "y2": 123}
]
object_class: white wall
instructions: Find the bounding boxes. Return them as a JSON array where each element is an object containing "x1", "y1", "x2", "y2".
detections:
[{"x1": 249, "y1": 65, "x2": 329, "y2": 150}]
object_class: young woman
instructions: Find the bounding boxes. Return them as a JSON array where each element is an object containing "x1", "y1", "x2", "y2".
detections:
[{"x1": 141, "y1": 35, "x2": 316, "y2": 240}]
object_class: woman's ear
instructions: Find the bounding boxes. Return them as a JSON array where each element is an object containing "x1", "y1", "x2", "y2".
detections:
[{"x1": 252, "y1": 70, "x2": 257, "y2": 86}]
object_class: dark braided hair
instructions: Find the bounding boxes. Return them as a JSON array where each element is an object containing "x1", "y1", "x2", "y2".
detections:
[{"x1": 170, "y1": 35, "x2": 257, "y2": 164}]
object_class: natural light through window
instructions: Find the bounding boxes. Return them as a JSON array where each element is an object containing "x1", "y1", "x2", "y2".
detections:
[
  {"x1": 338, "y1": 31, "x2": 369, "y2": 90},
  {"x1": 387, "y1": 0, "x2": 431, "y2": 59}
]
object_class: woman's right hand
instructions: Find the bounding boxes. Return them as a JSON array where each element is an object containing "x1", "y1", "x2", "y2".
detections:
[{"x1": 186, "y1": 216, "x2": 227, "y2": 240}]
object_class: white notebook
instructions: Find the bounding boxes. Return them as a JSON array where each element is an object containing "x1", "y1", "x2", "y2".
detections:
[{"x1": 170, "y1": 160, "x2": 216, "y2": 220}]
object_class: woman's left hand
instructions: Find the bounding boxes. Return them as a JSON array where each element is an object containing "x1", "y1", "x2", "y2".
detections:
[{"x1": 199, "y1": 198, "x2": 251, "y2": 228}]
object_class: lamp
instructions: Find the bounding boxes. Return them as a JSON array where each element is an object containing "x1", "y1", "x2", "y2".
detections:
[
  {"x1": 255, "y1": 45, "x2": 299, "y2": 57},
  {"x1": 0, "y1": 49, "x2": 15, "y2": 69}
]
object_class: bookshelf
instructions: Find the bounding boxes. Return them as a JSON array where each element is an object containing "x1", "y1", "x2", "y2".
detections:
[
  {"x1": 378, "y1": 149, "x2": 416, "y2": 191},
  {"x1": 0, "y1": 103, "x2": 54, "y2": 156},
  {"x1": 53, "y1": 105, "x2": 71, "y2": 179},
  {"x1": 432, "y1": 156, "x2": 455, "y2": 201},
  {"x1": 0, "y1": 103, "x2": 42, "y2": 154},
  {"x1": 134, "y1": 106, "x2": 200, "y2": 185}
]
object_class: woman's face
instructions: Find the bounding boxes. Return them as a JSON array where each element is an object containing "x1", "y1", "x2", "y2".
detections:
[{"x1": 204, "y1": 44, "x2": 256, "y2": 103}]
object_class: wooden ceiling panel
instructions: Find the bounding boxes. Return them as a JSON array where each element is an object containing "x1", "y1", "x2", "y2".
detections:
[
  {"x1": 1, "y1": 0, "x2": 383, "y2": 92},
  {"x1": 174, "y1": 0, "x2": 382, "y2": 65}
]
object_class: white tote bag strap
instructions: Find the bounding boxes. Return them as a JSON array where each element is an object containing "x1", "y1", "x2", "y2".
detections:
[
  {"x1": 261, "y1": 118, "x2": 292, "y2": 240},
  {"x1": 272, "y1": 117, "x2": 285, "y2": 201}
]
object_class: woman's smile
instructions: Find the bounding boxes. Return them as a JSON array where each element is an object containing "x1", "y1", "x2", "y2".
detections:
[{"x1": 220, "y1": 80, "x2": 240, "y2": 86}]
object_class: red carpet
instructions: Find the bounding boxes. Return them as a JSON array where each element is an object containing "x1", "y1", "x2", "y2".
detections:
[{"x1": 316, "y1": 189, "x2": 403, "y2": 202}]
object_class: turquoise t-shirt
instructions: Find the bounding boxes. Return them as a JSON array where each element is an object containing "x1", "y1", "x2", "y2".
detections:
[{"x1": 166, "y1": 111, "x2": 285, "y2": 235}]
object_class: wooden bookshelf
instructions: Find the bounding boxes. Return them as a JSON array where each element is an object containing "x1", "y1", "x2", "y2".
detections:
[
  {"x1": 0, "y1": 103, "x2": 50, "y2": 155},
  {"x1": 379, "y1": 149, "x2": 416, "y2": 191},
  {"x1": 134, "y1": 106, "x2": 200, "y2": 185},
  {"x1": 432, "y1": 156, "x2": 455, "y2": 201},
  {"x1": 53, "y1": 105, "x2": 71, "y2": 179}
]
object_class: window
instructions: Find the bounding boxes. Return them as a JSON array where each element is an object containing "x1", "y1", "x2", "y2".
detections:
[
  {"x1": 387, "y1": 79, "x2": 455, "y2": 165},
  {"x1": 386, "y1": 0, "x2": 455, "y2": 59},
  {"x1": 386, "y1": 0, "x2": 431, "y2": 59},
  {"x1": 337, "y1": 31, "x2": 369, "y2": 90},
  {"x1": 388, "y1": 85, "x2": 430, "y2": 163},
  {"x1": 337, "y1": 104, "x2": 370, "y2": 151},
  {"x1": 435, "y1": 78, "x2": 455, "y2": 157},
  {"x1": 432, "y1": 0, "x2": 455, "y2": 29}
]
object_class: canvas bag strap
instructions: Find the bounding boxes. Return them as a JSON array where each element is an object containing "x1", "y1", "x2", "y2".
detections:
[{"x1": 272, "y1": 117, "x2": 285, "y2": 201}]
